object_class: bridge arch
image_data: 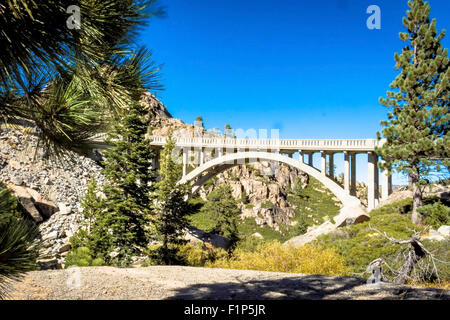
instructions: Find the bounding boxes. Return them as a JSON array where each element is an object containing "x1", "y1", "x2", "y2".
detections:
[{"x1": 179, "y1": 151, "x2": 362, "y2": 208}]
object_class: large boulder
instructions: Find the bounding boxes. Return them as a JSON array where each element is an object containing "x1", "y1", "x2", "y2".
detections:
[
  {"x1": 437, "y1": 225, "x2": 450, "y2": 237},
  {"x1": 333, "y1": 205, "x2": 370, "y2": 228},
  {"x1": 7, "y1": 184, "x2": 43, "y2": 223}
]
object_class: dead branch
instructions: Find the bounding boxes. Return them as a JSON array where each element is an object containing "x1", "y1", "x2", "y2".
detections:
[{"x1": 367, "y1": 224, "x2": 448, "y2": 285}]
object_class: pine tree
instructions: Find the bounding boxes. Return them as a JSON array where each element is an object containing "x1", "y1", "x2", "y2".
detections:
[
  {"x1": 75, "y1": 102, "x2": 157, "y2": 266},
  {"x1": 201, "y1": 184, "x2": 240, "y2": 248},
  {"x1": 377, "y1": 0, "x2": 450, "y2": 224},
  {"x1": 153, "y1": 135, "x2": 192, "y2": 264},
  {"x1": 0, "y1": 1, "x2": 165, "y2": 154},
  {"x1": 80, "y1": 177, "x2": 102, "y2": 235}
]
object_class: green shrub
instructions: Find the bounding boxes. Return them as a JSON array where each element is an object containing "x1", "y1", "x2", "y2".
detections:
[
  {"x1": 0, "y1": 184, "x2": 40, "y2": 298},
  {"x1": 315, "y1": 212, "x2": 422, "y2": 275},
  {"x1": 418, "y1": 201, "x2": 450, "y2": 229},
  {"x1": 261, "y1": 200, "x2": 274, "y2": 209},
  {"x1": 369, "y1": 198, "x2": 413, "y2": 217},
  {"x1": 65, "y1": 247, "x2": 105, "y2": 267},
  {"x1": 144, "y1": 242, "x2": 227, "y2": 267}
]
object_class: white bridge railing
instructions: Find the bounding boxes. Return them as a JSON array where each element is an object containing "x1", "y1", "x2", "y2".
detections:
[{"x1": 147, "y1": 135, "x2": 383, "y2": 151}]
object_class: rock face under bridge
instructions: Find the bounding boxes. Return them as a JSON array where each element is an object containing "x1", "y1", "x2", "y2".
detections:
[{"x1": 145, "y1": 93, "x2": 341, "y2": 230}]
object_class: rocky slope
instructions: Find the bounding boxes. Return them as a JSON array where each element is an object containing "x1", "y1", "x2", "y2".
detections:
[{"x1": 0, "y1": 127, "x2": 105, "y2": 268}]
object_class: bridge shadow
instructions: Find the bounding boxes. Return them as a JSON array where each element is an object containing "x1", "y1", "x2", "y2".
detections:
[{"x1": 165, "y1": 273, "x2": 449, "y2": 300}]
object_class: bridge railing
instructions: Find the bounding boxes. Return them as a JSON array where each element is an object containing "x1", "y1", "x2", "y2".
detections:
[{"x1": 147, "y1": 135, "x2": 383, "y2": 151}]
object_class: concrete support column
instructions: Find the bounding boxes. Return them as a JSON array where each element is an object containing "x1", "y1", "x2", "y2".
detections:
[
  {"x1": 217, "y1": 147, "x2": 223, "y2": 158},
  {"x1": 199, "y1": 147, "x2": 204, "y2": 165},
  {"x1": 380, "y1": 160, "x2": 392, "y2": 200},
  {"x1": 320, "y1": 151, "x2": 326, "y2": 175},
  {"x1": 350, "y1": 153, "x2": 356, "y2": 196},
  {"x1": 308, "y1": 152, "x2": 314, "y2": 166},
  {"x1": 374, "y1": 156, "x2": 379, "y2": 207},
  {"x1": 344, "y1": 151, "x2": 350, "y2": 194},
  {"x1": 328, "y1": 153, "x2": 334, "y2": 178},
  {"x1": 182, "y1": 147, "x2": 188, "y2": 177},
  {"x1": 367, "y1": 152, "x2": 379, "y2": 211},
  {"x1": 298, "y1": 150, "x2": 303, "y2": 164},
  {"x1": 288, "y1": 152, "x2": 293, "y2": 158}
]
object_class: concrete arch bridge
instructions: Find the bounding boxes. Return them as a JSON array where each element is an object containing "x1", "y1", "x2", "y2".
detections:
[{"x1": 148, "y1": 136, "x2": 392, "y2": 212}]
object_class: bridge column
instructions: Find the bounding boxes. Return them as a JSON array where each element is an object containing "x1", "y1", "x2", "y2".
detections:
[
  {"x1": 199, "y1": 147, "x2": 205, "y2": 165},
  {"x1": 380, "y1": 160, "x2": 392, "y2": 201},
  {"x1": 350, "y1": 153, "x2": 356, "y2": 196},
  {"x1": 368, "y1": 152, "x2": 379, "y2": 211},
  {"x1": 320, "y1": 151, "x2": 326, "y2": 176},
  {"x1": 182, "y1": 147, "x2": 188, "y2": 177},
  {"x1": 344, "y1": 151, "x2": 350, "y2": 194},
  {"x1": 308, "y1": 152, "x2": 313, "y2": 167},
  {"x1": 217, "y1": 147, "x2": 223, "y2": 158},
  {"x1": 328, "y1": 153, "x2": 334, "y2": 178},
  {"x1": 298, "y1": 150, "x2": 303, "y2": 164}
]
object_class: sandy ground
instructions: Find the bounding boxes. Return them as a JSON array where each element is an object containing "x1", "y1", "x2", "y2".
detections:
[{"x1": 5, "y1": 266, "x2": 449, "y2": 300}]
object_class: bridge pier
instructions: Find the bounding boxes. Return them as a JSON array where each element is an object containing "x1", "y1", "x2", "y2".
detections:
[
  {"x1": 307, "y1": 152, "x2": 313, "y2": 167},
  {"x1": 320, "y1": 151, "x2": 326, "y2": 176},
  {"x1": 350, "y1": 153, "x2": 356, "y2": 196},
  {"x1": 328, "y1": 153, "x2": 334, "y2": 178},
  {"x1": 182, "y1": 147, "x2": 188, "y2": 177},
  {"x1": 380, "y1": 160, "x2": 392, "y2": 201},
  {"x1": 367, "y1": 152, "x2": 379, "y2": 211},
  {"x1": 344, "y1": 151, "x2": 350, "y2": 193}
]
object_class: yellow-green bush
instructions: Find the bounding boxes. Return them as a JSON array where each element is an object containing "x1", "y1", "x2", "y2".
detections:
[
  {"x1": 177, "y1": 242, "x2": 228, "y2": 266},
  {"x1": 206, "y1": 241, "x2": 349, "y2": 276}
]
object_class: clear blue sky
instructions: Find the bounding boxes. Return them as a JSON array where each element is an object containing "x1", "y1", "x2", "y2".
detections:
[{"x1": 138, "y1": 0, "x2": 450, "y2": 185}]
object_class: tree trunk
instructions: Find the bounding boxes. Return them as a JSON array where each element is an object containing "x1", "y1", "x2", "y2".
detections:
[{"x1": 410, "y1": 170, "x2": 423, "y2": 225}]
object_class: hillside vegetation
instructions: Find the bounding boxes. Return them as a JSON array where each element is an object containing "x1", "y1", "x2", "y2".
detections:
[{"x1": 189, "y1": 176, "x2": 341, "y2": 242}]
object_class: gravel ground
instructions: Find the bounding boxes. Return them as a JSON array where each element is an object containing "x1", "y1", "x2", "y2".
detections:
[{"x1": 5, "y1": 266, "x2": 450, "y2": 300}]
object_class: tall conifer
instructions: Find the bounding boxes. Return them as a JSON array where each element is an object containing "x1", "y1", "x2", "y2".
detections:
[{"x1": 377, "y1": 0, "x2": 449, "y2": 224}]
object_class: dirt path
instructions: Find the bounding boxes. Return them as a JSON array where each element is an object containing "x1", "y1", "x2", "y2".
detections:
[{"x1": 5, "y1": 266, "x2": 449, "y2": 300}]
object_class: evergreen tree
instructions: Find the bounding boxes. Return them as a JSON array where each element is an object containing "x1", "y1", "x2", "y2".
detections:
[
  {"x1": 0, "y1": 184, "x2": 40, "y2": 298},
  {"x1": 240, "y1": 187, "x2": 249, "y2": 204},
  {"x1": 74, "y1": 102, "x2": 157, "y2": 266},
  {"x1": 377, "y1": 0, "x2": 450, "y2": 224},
  {"x1": 80, "y1": 177, "x2": 102, "y2": 235},
  {"x1": 224, "y1": 124, "x2": 235, "y2": 138},
  {"x1": 201, "y1": 184, "x2": 240, "y2": 248},
  {"x1": 153, "y1": 135, "x2": 192, "y2": 264}
]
